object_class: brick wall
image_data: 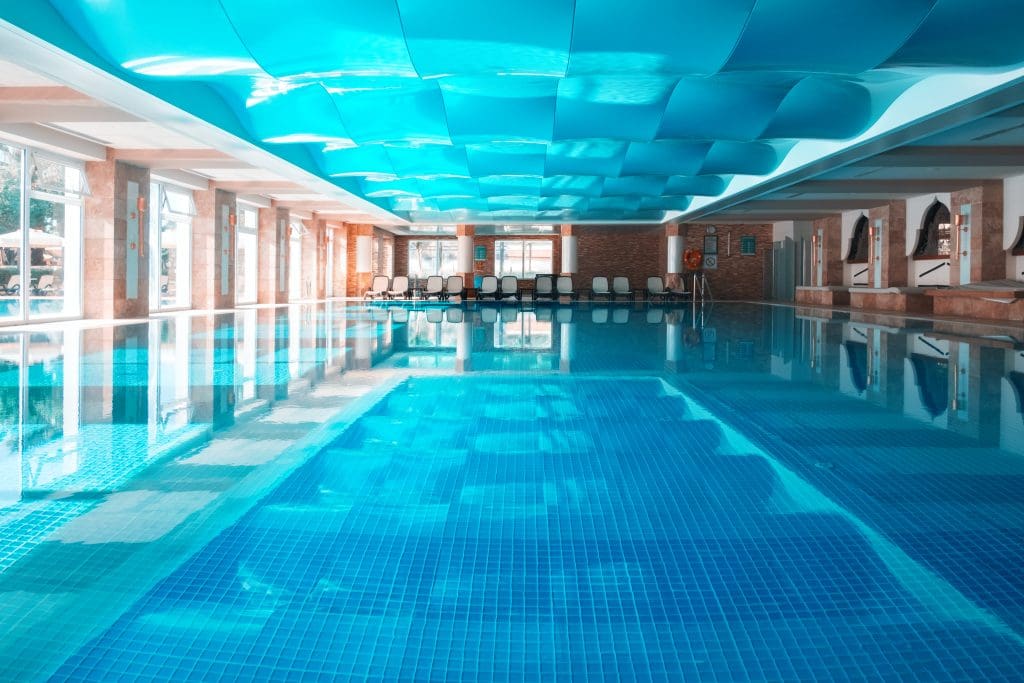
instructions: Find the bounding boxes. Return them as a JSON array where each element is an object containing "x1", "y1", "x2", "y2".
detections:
[
  {"x1": 681, "y1": 223, "x2": 773, "y2": 300},
  {"x1": 952, "y1": 182, "x2": 1004, "y2": 282},
  {"x1": 574, "y1": 225, "x2": 664, "y2": 293}
]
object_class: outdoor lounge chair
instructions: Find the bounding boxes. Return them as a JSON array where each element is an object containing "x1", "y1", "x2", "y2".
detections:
[
  {"x1": 590, "y1": 276, "x2": 611, "y2": 300},
  {"x1": 387, "y1": 275, "x2": 410, "y2": 299},
  {"x1": 534, "y1": 274, "x2": 555, "y2": 302},
  {"x1": 33, "y1": 275, "x2": 56, "y2": 296},
  {"x1": 645, "y1": 276, "x2": 670, "y2": 302},
  {"x1": 612, "y1": 276, "x2": 633, "y2": 301},
  {"x1": 2, "y1": 275, "x2": 20, "y2": 295},
  {"x1": 478, "y1": 275, "x2": 499, "y2": 300},
  {"x1": 444, "y1": 275, "x2": 464, "y2": 301},
  {"x1": 423, "y1": 275, "x2": 444, "y2": 299},
  {"x1": 363, "y1": 275, "x2": 389, "y2": 300},
  {"x1": 499, "y1": 275, "x2": 519, "y2": 301},
  {"x1": 556, "y1": 275, "x2": 576, "y2": 300}
]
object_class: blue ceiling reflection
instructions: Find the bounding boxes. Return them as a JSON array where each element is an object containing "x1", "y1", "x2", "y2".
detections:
[{"x1": 23, "y1": 1, "x2": 1024, "y2": 222}]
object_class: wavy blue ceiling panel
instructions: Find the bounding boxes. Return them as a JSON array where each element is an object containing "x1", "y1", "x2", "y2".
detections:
[{"x1": 24, "y1": 1, "x2": 1024, "y2": 222}]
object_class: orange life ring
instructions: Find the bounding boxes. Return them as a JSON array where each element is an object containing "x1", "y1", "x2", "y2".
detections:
[{"x1": 683, "y1": 248, "x2": 703, "y2": 271}]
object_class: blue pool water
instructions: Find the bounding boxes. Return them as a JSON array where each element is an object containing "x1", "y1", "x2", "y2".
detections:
[{"x1": 2, "y1": 302, "x2": 1024, "y2": 681}]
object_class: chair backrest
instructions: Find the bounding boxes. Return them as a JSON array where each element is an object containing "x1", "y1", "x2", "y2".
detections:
[
  {"x1": 479, "y1": 275, "x2": 498, "y2": 294},
  {"x1": 37, "y1": 275, "x2": 54, "y2": 289},
  {"x1": 612, "y1": 276, "x2": 630, "y2": 294},
  {"x1": 591, "y1": 308, "x2": 609, "y2": 323},
  {"x1": 390, "y1": 275, "x2": 409, "y2": 292},
  {"x1": 556, "y1": 307, "x2": 573, "y2": 324},
  {"x1": 500, "y1": 306, "x2": 518, "y2": 322},
  {"x1": 534, "y1": 307, "x2": 553, "y2": 322},
  {"x1": 556, "y1": 275, "x2": 573, "y2": 294},
  {"x1": 480, "y1": 306, "x2": 498, "y2": 323},
  {"x1": 426, "y1": 308, "x2": 444, "y2": 323},
  {"x1": 7, "y1": 275, "x2": 20, "y2": 289},
  {"x1": 535, "y1": 274, "x2": 553, "y2": 294},
  {"x1": 646, "y1": 276, "x2": 665, "y2": 293},
  {"x1": 424, "y1": 275, "x2": 443, "y2": 294},
  {"x1": 500, "y1": 275, "x2": 518, "y2": 295},
  {"x1": 391, "y1": 307, "x2": 409, "y2": 323},
  {"x1": 371, "y1": 275, "x2": 389, "y2": 293},
  {"x1": 613, "y1": 308, "x2": 630, "y2": 324},
  {"x1": 446, "y1": 307, "x2": 464, "y2": 323},
  {"x1": 445, "y1": 275, "x2": 464, "y2": 294},
  {"x1": 592, "y1": 276, "x2": 609, "y2": 293},
  {"x1": 646, "y1": 308, "x2": 664, "y2": 324}
]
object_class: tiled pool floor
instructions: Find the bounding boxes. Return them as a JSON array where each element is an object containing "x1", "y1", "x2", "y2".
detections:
[{"x1": 45, "y1": 375, "x2": 1024, "y2": 682}]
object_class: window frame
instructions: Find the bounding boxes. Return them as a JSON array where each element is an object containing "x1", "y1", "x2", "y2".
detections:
[
  {"x1": 846, "y1": 215, "x2": 870, "y2": 264},
  {"x1": 912, "y1": 201, "x2": 953, "y2": 260},
  {"x1": 493, "y1": 238, "x2": 554, "y2": 279}
]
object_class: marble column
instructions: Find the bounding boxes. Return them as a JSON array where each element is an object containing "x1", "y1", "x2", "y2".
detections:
[
  {"x1": 868, "y1": 200, "x2": 907, "y2": 288},
  {"x1": 83, "y1": 152, "x2": 151, "y2": 319},
  {"x1": 257, "y1": 204, "x2": 289, "y2": 305},
  {"x1": 192, "y1": 188, "x2": 237, "y2": 310}
]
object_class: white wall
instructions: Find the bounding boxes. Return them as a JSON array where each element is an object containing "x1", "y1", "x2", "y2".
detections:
[
  {"x1": 1004, "y1": 175, "x2": 1024, "y2": 282},
  {"x1": 841, "y1": 210, "x2": 870, "y2": 286},
  {"x1": 906, "y1": 193, "x2": 952, "y2": 286}
]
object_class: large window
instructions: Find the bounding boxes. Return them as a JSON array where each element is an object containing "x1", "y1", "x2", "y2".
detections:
[
  {"x1": 235, "y1": 206, "x2": 258, "y2": 304},
  {"x1": 408, "y1": 239, "x2": 458, "y2": 278},
  {"x1": 149, "y1": 183, "x2": 193, "y2": 309},
  {"x1": 495, "y1": 239, "x2": 553, "y2": 278},
  {"x1": 1, "y1": 144, "x2": 84, "y2": 323},
  {"x1": 912, "y1": 201, "x2": 952, "y2": 259}
]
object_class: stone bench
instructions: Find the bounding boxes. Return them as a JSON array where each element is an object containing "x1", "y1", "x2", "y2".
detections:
[
  {"x1": 926, "y1": 283, "x2": 1024, "y2": 323},
  {"x1": 795, "y1": 286, "x2": 850, "y2": 306},
  {"x1": 849, "y1": 287, "x2": 934, "y2": 315}
]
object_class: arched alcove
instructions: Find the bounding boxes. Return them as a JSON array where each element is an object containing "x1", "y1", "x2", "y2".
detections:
[
  {"x1": 912, "y1": 201, "x2": 952, "y2": 259},
  {"x1": 846, "y1": 215, "x2": 869, "y2": 263}
]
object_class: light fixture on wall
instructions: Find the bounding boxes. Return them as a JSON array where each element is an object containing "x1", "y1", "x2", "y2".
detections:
[{"x1": 228, "y1": 211, "x2": 237, "y2": 227}]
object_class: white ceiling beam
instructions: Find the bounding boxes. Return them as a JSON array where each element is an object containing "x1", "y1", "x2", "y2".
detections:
[
  {"x1": 0, "y1": 121, "x2": 106, "y2": 160},
  {"x1": 236, "y1": 193, "x2": 272, "y2": 208},
  {"x1": 112, "y1": 148, "x2": 253, "y2": 169},
  {"x1": 0, "y1": 103, "x2": 140, "y2": 122},
  {"x1": 150, "y1": 168, "x2": 210, "y2": 192}
]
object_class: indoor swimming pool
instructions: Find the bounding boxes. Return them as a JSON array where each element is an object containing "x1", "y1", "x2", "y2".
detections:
[{"x1": 2, "y1": 301, "x2": 1024, "y2": 681}]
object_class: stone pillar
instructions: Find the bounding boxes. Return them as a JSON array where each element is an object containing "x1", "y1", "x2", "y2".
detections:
[
  {"x1": 812, "y1": 215, "x2": 843, "y2": 286},
  {"x1": 456, "y1": 224, "x2": 475, "y2": 292},
  {"x1": 329, "y1": 223, "x2": 347, "y2": 297},
  {"x1": 455, "y1": 319, "x2": 472, "y2": 373},
  {"x1": 83, "y1": 152, "x2": 151, "y2": 319},
  {"x1": 560, "y1": 224, "x2": 577, "y2": 276},
  {"x1": 257, "y1": 204, "x2": 289, "y2": 305},
  {"x1": 559, "y1": 318, "x2": 574, "y2": 373},
  {"x1": 192, "y1": 188, "x2": 236, "y2": 310},
  {"x1": 347, "y1": 224, "x2": 373, "y2": 297},
  {"x1": 952, "y1": 181, "x2": 1004, "y2": 284},
  {"x1": 665, "y1": 223, "x2": 682, "y2": 290},
  {"x1": 868, "y1": 200, "x2": 907, "y2": 288}
]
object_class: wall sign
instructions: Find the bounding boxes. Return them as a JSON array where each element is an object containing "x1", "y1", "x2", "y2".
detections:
[
  {"x1": 126, "y1": 181, "x2": 139, "y2": 300},
  {"x1": 740, "y1": 235, "x2": 756, "y2": 255},
  {"x1": 474, "y1": 245, "x2": 487, "y2": 260}
]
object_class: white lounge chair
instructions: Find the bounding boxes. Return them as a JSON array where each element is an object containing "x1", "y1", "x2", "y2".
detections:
[
  {"x1": 556, "y1": 275, "x2": 576, "y2": 300},
  {"x1": 590, "y1": 276, "x2": 611, "y2": 300},
  {"x1": 387, "y1": 275, "x2": 409, "y2": 299},
  {"x1": 444, "y1": 275, "x2": 464, "y2": 301},
  {"x1": 364, "y1": 275, "x2": 389, "y2": 300},
  {"x1": 2, "y1": 274, "x2": 20, "y2": 295},
  {"x1": 612, "y1": 276, "x2": 633, "y2": 301},
  {"x1": 499, "y1": 275, "x2": 519, "y2": 301},
  {"x1": 645, "y1": 276, "x2": 670, "y2": 302},
  {"x1": 478, "y1": 275, "x2": 499, "y2": 300},
  {"x1": 423, "y1": 275, "x2": 444, "y2": 299},
  {"x1": 534, "y1": 275, "x2": 554, "y2": 302}
]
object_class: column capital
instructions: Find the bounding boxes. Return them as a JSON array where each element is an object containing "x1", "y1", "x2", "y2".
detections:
[
  {"x1": 560, "y1": 223, "x2": 573, "y2": 236},
  {"x1": 456, "y1": 223, "x2": 475, "y2": 236}
]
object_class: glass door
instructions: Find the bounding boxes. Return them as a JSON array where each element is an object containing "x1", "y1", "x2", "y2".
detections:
[
  {"x1": 149, "y1": 183, "x2": 194, "y2": 310},
  {"x1": 0, "y1": 143, "x2": 85, "y2": 324},
  {"x1": 235, "y1": 207, "x2": 257, "y2": 304}
]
